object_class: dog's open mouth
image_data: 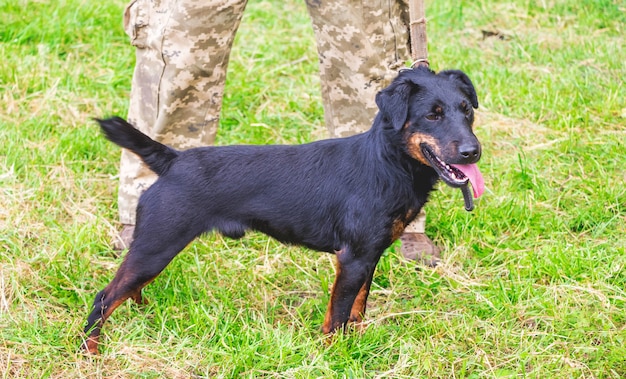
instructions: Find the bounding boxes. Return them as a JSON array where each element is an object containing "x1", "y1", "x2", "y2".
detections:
[
  {"x1": 421, "y1": 145, "x2": 485, "y2": 210},
  {"x1": 422, "y1": 146, "x2": 469, "y2": 187}
]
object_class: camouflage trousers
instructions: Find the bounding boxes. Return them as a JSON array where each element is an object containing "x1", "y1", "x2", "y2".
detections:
[{"x1": 119, "y1": 0, "x2": 426, "y2": 233}]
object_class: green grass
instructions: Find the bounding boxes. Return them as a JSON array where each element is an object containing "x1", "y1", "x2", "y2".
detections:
[{"x1": 1, "y1": 0, "x2": 625, "y2": 377}]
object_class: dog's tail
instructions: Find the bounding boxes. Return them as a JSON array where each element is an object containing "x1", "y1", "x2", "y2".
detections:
[{"x1": 96, "y1": 117, "x2": 178, "y2": 176}]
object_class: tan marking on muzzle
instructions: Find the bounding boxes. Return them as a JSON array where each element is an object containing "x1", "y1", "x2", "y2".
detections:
[{"x1": 405, "y1": 132, "x2": 441, "y2": 166}]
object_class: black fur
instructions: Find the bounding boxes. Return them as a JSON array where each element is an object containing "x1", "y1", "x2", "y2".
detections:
[
  {"x1": 82, "y1": 66, "x2": 481, "y2": 354},
  {"x1": 96, "y1": 117, "x2": 178, "y2": 176}
]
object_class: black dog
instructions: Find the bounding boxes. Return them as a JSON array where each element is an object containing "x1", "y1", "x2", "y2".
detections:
[{"x1": 82, "y1": 66, "x2": 484, "y2": 354}]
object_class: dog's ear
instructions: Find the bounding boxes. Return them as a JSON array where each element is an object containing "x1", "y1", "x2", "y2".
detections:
[
  {"x1": 375, "y1": 78, "x2": 413, "y2": 130},
  {"x1": 439, "y1": 70, "x2": 479, "y2": 109}
]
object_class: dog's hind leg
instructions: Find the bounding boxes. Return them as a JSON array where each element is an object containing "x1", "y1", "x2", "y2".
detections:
[
  {"x1": 82, "y1": 263, "x2": 158, "y2": 354},
  {"x1": 82, "y1": 222, "x2": 200, "y2": 354},
  {"x1": 322, "y1": 248, "x2": 381, "y2": 334}
]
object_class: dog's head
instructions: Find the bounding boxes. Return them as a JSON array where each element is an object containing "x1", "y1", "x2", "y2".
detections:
[{"x1": 375, "y1": 67, "x2": 483, "y2": 196}]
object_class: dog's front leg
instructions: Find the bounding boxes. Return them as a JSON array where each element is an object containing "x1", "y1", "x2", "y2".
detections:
[
  {"x1": 348, "y1": 272, "x2": 374, "y2": 327},
  {"x1": 322, "y1": 249, "x2": 379, "y2": 334}
]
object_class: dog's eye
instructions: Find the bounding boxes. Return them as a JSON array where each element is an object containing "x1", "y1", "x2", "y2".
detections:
[
  {"x1": 426, "y1": 105, "x2": 443, "y2": 121},
  {"x1": 460, "y1": 101, "x2": 471, "y2": 116},
  {"x1": 426, "y1": 106, "x2": 443, "y2": 121}
]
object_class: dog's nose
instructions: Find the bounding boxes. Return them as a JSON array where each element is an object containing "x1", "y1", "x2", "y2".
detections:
[{"x1": 459, "y1": 143, "x2": 481, "y2": 162}]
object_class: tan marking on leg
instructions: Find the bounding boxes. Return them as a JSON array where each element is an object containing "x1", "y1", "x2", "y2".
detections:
[
  {"x1": 348, "y1": 283, "x2": 368, "y2": 324},
  {"x1": 130, "y1": 276, "x2": 157, "y2": 305},
  {"x1": 82, "y1": 336, "x2": 100, "y2": 355},
  {"x1": 83, "y1": 296, "x2": 128, "y2": 354},
  {"x1": 323, "y1": 253, "x2": 342, "y2": 334},
  {"x1": 348, "y1": 283, "x2": 370, "y2": 335},
  {"x1": 84, "y1": 272, "x2": 158, "y2": 354}
]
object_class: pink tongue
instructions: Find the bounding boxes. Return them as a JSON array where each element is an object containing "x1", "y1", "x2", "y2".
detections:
[{"x1": 451, "y1": 164, "x2": 485, "y2": 198}]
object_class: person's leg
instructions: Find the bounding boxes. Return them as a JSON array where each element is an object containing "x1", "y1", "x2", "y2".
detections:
[
  {"x1": 116, "y1": 0, "x2": 248, "y2": 249},
  {"x1": 306, "y1": 0, "x2": 409, "y2": 137},
  {"x1": 306, "y1": 0, "x2": 439, "y2": 264}
]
